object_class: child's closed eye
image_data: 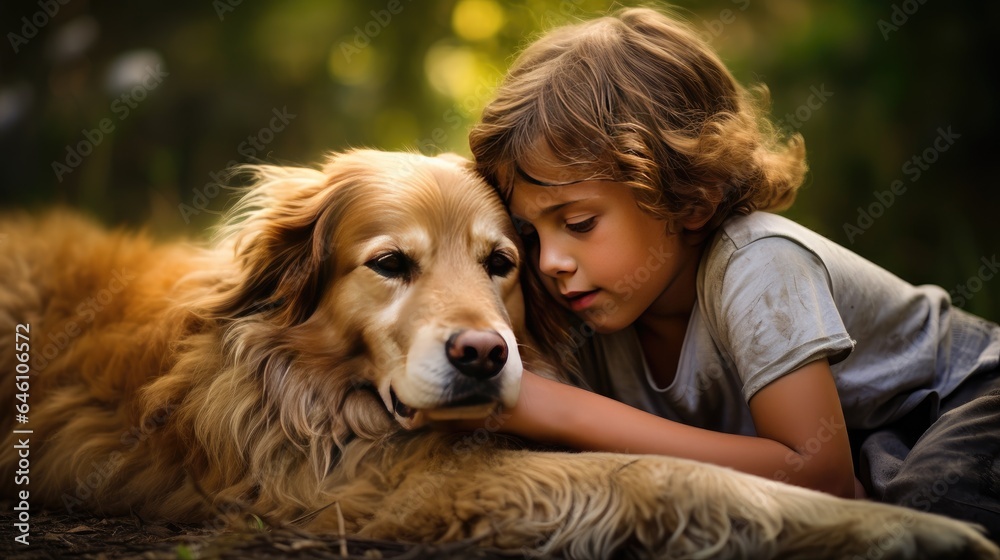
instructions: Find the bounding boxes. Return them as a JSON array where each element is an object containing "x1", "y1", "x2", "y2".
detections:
[{"x1": 566, "y1": 217, "x2": 596, "y2": 233}]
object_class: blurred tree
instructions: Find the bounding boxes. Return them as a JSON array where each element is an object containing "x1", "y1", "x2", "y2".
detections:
[{"x1": 0, "y1": 0, "x2": 997, "y2": 319}]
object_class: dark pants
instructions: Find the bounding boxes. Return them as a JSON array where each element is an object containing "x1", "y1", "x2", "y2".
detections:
[{"x1": 851, "y1": 367, "x2": 1000, "y2": 543}]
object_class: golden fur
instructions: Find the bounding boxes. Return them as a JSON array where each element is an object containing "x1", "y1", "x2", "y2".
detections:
[{"x1": 1, "y1": 150, "x2": 996, "y2": 559}]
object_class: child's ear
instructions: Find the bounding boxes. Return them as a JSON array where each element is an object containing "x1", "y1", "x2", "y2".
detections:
[{"x1": 681, "y1": 203, "x2": 717, "y2": 232}]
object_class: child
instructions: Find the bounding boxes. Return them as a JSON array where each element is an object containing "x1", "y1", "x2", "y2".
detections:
[{"x1": 466, "y1": 7, "x2": 1000, "y2": 540}]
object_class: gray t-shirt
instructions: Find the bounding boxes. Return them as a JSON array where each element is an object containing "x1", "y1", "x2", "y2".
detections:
[{"x1": 580, "y1": 212, "x2": 1000, "y2": 433}]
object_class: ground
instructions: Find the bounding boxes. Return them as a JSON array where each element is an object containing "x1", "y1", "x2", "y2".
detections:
[{"x1": 0, "y1": 504, "x2": 534, "y2": 560}]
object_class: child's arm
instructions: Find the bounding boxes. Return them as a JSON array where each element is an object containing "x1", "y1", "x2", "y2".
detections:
[{"x1": 499, "y1": 359, "x2": 856, "y2": 498}]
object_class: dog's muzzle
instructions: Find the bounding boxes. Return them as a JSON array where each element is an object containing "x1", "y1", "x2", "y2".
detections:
[{"x1": 379, "y1": 327, "x2": 523, "y2": 430}]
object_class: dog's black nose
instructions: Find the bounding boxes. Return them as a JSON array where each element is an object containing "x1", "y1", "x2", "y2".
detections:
[{"x1": 446, "y1": 329, "x2": 508, "y2": 379}]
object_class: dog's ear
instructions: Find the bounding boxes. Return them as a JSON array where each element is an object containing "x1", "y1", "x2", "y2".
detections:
[{"x1": 208, "y1": 163, "x2": 339, "y2": 326}]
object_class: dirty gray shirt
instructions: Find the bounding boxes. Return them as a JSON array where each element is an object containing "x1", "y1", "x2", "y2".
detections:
[{"x1": 581, "y1": 212, "x2": 1000, "y2": 433}]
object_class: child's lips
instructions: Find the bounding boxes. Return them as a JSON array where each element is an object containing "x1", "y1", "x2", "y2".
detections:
[{"x1": 563, "y1": 289, "x2": 600, "y2": 311}]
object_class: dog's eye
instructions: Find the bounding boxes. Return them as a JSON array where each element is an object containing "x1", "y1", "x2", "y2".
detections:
[
  {"x1": 366, "y1": 252, "x2": 413, "y2": 280},
  {"x1": 485, "y1": 250, "x2": 516, "y2": 278}
]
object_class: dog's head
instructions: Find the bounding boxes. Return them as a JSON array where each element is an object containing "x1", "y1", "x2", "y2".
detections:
[{"x1": 206, "y1": 150, "x2": 524, "y2": 431}]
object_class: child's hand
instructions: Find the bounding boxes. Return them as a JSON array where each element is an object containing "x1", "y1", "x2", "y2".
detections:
[
  {"x1": 430, "y1": 369, "x2": 552, "y2": 437},
  {"x1": 854, "y1": 476, "x2": 868, "y2": 500}
]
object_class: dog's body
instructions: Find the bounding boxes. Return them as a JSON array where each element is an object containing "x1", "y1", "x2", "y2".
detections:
[{"x1": 1, "y1": 151, "x2": 996, "y2": 558}]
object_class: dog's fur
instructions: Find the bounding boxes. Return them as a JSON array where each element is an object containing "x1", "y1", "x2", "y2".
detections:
[{"x1": 1, "y1": 150, "x2": 996, "y2": 559}]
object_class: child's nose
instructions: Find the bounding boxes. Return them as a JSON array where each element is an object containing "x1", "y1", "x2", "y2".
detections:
[{"x1": 537, "y1": 239, "x2": 575, "y2": 277}]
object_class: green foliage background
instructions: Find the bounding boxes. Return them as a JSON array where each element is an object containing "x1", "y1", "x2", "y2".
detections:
[{"x1": 1, "y1": 0, "x2": 997, "y2": 320}]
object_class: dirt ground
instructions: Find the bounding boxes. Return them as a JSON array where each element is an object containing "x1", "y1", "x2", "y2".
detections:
[{"x1": 0, "y1": 505, "x2": 536, "y2": 560}]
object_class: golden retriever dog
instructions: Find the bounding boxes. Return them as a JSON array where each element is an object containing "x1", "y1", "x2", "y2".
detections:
[{"x1": 1, "y1": 150, "x2": 997, "y2": 559}]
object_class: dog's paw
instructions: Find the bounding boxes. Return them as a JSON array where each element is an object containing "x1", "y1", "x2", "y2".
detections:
[{"x1": 856, "y1": 508, "x2": 998, "y2": 560}]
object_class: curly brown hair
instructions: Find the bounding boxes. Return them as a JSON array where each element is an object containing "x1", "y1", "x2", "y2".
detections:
[{"x1": 468, "y1": 6, "x2": 808, "y2": 380}]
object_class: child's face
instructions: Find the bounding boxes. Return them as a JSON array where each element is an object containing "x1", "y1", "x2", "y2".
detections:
[{"x1": 508, "y1": 166, "x2": 703, "y2": 333}]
